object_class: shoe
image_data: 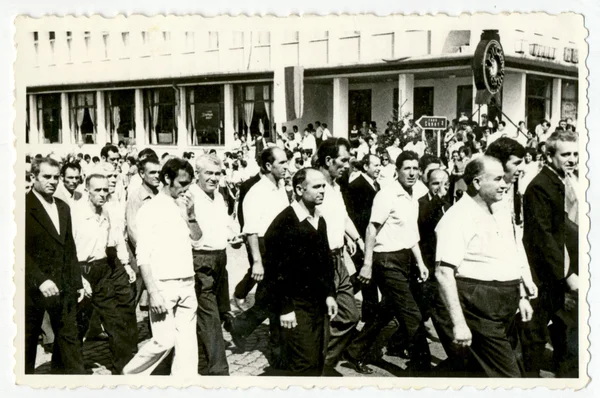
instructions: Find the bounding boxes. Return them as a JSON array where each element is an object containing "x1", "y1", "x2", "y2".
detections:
[
  {"x1": 224, "y1": 315, "x2": 247, "y2": 351},
  {"x1": 322, "y1": 366, "x2": 344, "y2": 377},
  {"x1": 385, "y1": 345, "x2": 409, "y2": 359},
  {"x1": 344, "y1": 354, "x2": 374, "y2": 375},
  {"x1": 222, "y1": 312, "x2": 235, "y2": 333}
]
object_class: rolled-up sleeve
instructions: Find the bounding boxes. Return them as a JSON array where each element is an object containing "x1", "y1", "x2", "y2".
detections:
[
  {"x1": 242, "y1": 187, "x2": 261, "y2": 235},
  {"x1": 435, "y1": 214, "x2": 465, "y2": 269},
  {"x1": 369, "y1": 190, "x2": 392, "y2": 225}
]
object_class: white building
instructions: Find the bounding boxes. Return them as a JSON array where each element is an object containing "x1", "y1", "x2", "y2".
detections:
[{"x1": 17, "y1": 14, "x2": 584, "y2": 157}]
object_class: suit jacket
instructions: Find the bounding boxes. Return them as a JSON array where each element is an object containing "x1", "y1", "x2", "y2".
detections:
[
  {"x1": 26, "y1": 191, "x2": 82, "y2": 296},
  {"x1": 347, "y1": 174, "x2": 378, "y2": 239},
  {"x1": 264, "y1": 206, "x2": 335, "y2": 315},
  {"x1": 523, "y1": 165, "x2": 577, "y2": 287},
  {"x1": 236, "y1": 172, "x2": 262, "y2": 229},
  {"x1": 418, "y1": 193, "x2": 451, "y2": 270}
]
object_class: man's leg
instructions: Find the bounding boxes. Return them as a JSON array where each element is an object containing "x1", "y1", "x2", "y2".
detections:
[
  {"x1": 48, "y1": 294, "x2": 85, "y2": 374},
  {"x1": 233, "y1": 244, "x2": 257, "y2": 302},
  {"x1": 352, "y1": 251, "x2": 378, "y2": 324},
  {"x1": 25, "y1": 291, "x2": 45, "y2": 374},
  {"x1": 280, "y1": 304, "x2": 325, "y2": 376},
  {"x1": 172, "y1": 278, "x2": 199, "y2": 377}
]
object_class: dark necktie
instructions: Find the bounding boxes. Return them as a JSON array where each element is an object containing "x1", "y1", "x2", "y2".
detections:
[{"x1": 374, "y1": 181, "x2": 380, "y2": 192}]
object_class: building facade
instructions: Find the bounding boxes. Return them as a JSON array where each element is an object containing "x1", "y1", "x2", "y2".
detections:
[{"x1": 19, "y1": 15, "x2": 583, "y2": 157}]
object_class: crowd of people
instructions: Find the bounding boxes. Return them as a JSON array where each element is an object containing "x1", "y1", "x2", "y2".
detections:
[{"x1": 24, "y1": 113, "x2": 580, "y2": 378}]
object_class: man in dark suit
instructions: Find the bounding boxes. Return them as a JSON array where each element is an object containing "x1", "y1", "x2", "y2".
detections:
[
  {"x1": 347, "y1": 154, "x2": 381, "y2": 323},
  {"x1": 522, "y1": 130, "x2": 579, "y2": 378},
  {"x1": 25, "y1": 157, "x2": 86, "y2": 374},
  {"x1": 265, "y1": 167, "x2": 338, "y2": 375}
]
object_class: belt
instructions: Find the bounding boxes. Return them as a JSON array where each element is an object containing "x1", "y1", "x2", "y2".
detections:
[
  {"x1": 456, "y1": 277, "x2": 521, "y2": 287},
  {"x1": 78, "y1": 258, "x2": 109, "y2": 274},
  {"x1": 331, "y1": 247, "x2": 344, "y2": 256},
  {"x1": 192, "y1": 248, "x2": 226, "y2": 255}
]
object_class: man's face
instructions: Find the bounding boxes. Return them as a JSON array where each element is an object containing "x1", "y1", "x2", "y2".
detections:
[
  {"x1": 476, "y1": 160, "x2": 508, "y2": 204},
  {"x1": 560, "y1": 121, "x2": 567, "y2": 129},
  {"x1": 87, "y1": 177, "x2": 109, "y2": 208},
  {"x1": 381, "y1": 155, "x2": 391, "y2": 167},
  {"x1": 498, "y1": 124, "x2": 505, "y2": 132},
  {"x1": 63, "y1": 167, "x2": 81, "y2": 194},
  {"x1": 166, "y1": 169, "x2": 193, "y2": 199},
  {"x1": 299, "y1": 170, "x2": 326, "y2": 206},
  {"x1": 327, "y1": 145, "x2": 351, "y2": 180},
  {"x1": 428, "y1": 170, "x2": 450, "y2": 197},
  {"x1": 104, "y1": 150, "x2": 120, "y2": 169},
  {"x1": 33, "y1": 163, "x2": 60, "y2": 197},
  {"x1": 269, "y1": 149, "x2": 289, "y2": 181},
  {"x1": 197, "y1": 162, "x2": 222, "y2": 194},
  {"x1": 103, "y1": 165, "x2": 119, "y2": 194},
  {"x1": 503, "y1": 155, "x2": 524, "y2": 184},
  {"x1": 524, "y1": 152, "x2": 533, "y2": 164},
  {"x1": 25, "y1": 177, "x2": 33, "y2": 194},
  {"x1": 550, "y1": 140, "x2": 578, "y2": 175},
  {"x1": 364, "y1": 156, "x2": 381, "y2": 181},
  {"x1": 543, "y1": 123, "x2": 550, "y2": 132},
  {"x1": 397, "y1": 159, "x2": 419, "y2": 189},
  {"x1": 141, "y1": 162, "x2": 161, "y2": 189}
]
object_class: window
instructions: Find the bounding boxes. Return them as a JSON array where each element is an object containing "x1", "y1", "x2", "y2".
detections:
[
  {"x1": 161, "y1": 31, "x2": 171, "y2": 55},
  {"x1": 256, "y1": 31, "x2": 270, "y2": 46},
  {"x1": 33, "y1": 32, "x2": 39, "y2": 65},
  {"x1": 526, "y1": 75, "x2": 552, "y2": 132},
  {"x1": 456, "y1": 85, "x2": 473, "y2": 121},
  {"x1": 121, "y1": 32, "x2": 130, "y2": 58},
  {"x1": 235, "y1": 84, "x2": 273, "y2": 141},
  {"x1": 561, "y1": 80, "x2": 578, "y2": 122},
  {"x1": 36, "y1": 94, "x2": 62, "y2": 144},
  {"x1": 105, "y1": 90, "x2": 136, "y2": 144},
  {"x1": 144, "y1": 88, "x2": 178, "y2": 145},
  {"x1": 231, "y1": 31, "x2": 244, "y2": 48},
  {"x1": 188, "y1": 85, "x2": 224, "y2": 146},
  {"x1": 69, "y1": 92, "x2": 97, "y2": 144},
  {"x1": 184, "y1": 31, "x2": 195, "y2": 53},
  {"x1": 48, "y1": 31, "x2": 56, "y2": 63},
  {"x1": 309, "y1": 31, "x2": 329, "y2": 42},
  {"x1": 207, "y1": 31, "x2": 219, "y2": 51},
  {"x1": 283, "y1": 31, "x2": 299, "y2": 44},
  {"x1": 102, "y1": 31, "x2": 110, "y2": 59},
  {"x1": 84, "y1": 31, "x2": 91, "y2": 60},
  {"x1": 66, "y1": 31, "x2": 72, "y2": 62},
  {"x1": 140, "y1": 31, "x2": 150, "y2": 56}
]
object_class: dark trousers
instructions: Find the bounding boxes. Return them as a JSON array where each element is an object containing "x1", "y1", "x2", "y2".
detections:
[
  {"x1": 519, "y1": 283, "x2": 578, "y2": 378},
  {"x1": 233, "y1": 237, "x2": 265, "y2": 300},
  {"x1": 351, "y1": 250, "x2": 379, "y2": 324},
  {"x1": 25, "y1": 288, "x2": 85, "y2": 374},
  {"x1": 77, "y1": 260, "x2": 138, "y2": 374},
  {"x1": 324, "y1": 250, "x2": 360, "y2": 367},
  {"x1": 345, "y1": 249, "x2": 430, "y2": 370},
  {"x1": 446, "y1": 278, "x2": 522, "y2": 378},
  {"x1": 193, "y1": 250, "x2": 229, "y2": 375},
  {"x1": 280, "y1": 301, "x2": 329, "y2": 376}
]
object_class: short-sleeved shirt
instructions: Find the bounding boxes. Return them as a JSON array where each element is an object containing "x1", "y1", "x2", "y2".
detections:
[
  {"x1": 317, "y1": 181, "x2": 349, "y2": 250},
  {"x1": 189, "y1": 184, "x2": 230, "y2": 251},
  {"x1": 435, "y1": 194, "x2": 523, "y2": 282},
  {"x1": 243, "y1": 176, "x2": 289, "y2": 237},
  {"x1": 370, "y1": 180, "x2": 420, "y2": 253}
]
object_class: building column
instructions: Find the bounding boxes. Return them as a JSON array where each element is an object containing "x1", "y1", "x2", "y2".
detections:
[
  {"x1": 177, "y1": 87, "x2": 188, "y2": 148},
  {"x1": 96, "y1": 90, "x2": 107, "y2": 146},
  {"x1": 28, "y1": 95, "x2": 39, "y2": 145},
  {"x1": 273, "y1": 67, "x2": 286, "y2": 132},
  {"x1": 134, "y1": 89, "x2": 147, "y2": 147},
  {"x1": 224, "y1": 84, "x2": 235, "y2": 146},
  {"x1": 472, "y1": 76, "x2": 487, "y2": 124},
  {"x1": 333, "y1": 77, "x2": 349, "y2": 138},
  {"x1": 398, "y1": 73, "x2": 414, "y2": 120},
  {"x1": 551, "y1": 78, "x2": 562, "y2": 127},
  {"x1": 60, "y1": 93, "x2": 72, "y2": 145}
]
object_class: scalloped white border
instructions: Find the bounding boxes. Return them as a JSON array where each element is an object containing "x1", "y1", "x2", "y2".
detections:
[{"x1": 5, "y1": 6, "x2": 596, "y2": 396}]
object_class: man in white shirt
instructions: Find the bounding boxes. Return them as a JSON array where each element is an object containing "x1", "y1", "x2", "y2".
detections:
[
  {"x1": 123, "y1": 158, "x2": 202, "y2": 376},
  {"x1": 301, "y1": 128, "x2": 317, "y2": 156},
  {"x1": 54, "y1": 161, "x2": 83, "y2": 209},
  {"x1": 72, "y1": 174, "x2": 137, "y2": 375},
  {"x1": 435, "y1": 156, "x2": 534, "y2": 377},
  {"x1": 190, "y1": 154, "x2": 241, "y2": 375},
  {"x1": 386, "y1": 136, "x2": 403, "y2": 165},
  {"x1": 403, "y1": 135, "x2": 426, "y2": 158},
  {"x1": 322, "y1": 123, "x2": 332, "y2": 140}
]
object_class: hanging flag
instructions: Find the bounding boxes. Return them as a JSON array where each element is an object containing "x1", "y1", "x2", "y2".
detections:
[{"x1": 284, "y1": 66, "x2": 304, "y2": 121}]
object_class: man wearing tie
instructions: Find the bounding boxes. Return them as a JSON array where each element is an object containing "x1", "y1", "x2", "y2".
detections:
[{"x1": 25, "y1": 157, "x2": 86, "y2": 374}]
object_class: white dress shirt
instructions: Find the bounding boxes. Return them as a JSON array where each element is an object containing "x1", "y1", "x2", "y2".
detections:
[
  {"x1": 189, "y1": 184, "x2": 231, "y2": 251},
  {"x1": 136, "y1": 192, "x2": 195, "y2": 280},
  {"x1": 243, "y1": 176, "x2": 289, "y2": 237},
  {"x1": 292, "y1": 200, "x2": 321, "y2": 230},
  {"x1": 71, "y1": 200, "x2": 111, "y2": 263},
  {"x1": 33, "y1": 188, "x2": 60, "y2": 234},
  {"x1": 302, "y1": 134, "x2": 317, "y2": 154},
  {"x1": 317, "y1": 181, "x2": 348, "y2": 250}
]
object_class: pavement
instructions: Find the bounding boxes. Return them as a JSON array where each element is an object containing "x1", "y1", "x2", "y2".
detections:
[{"x1": 33, "y1": 241, "x2": 556, "y2": 377}]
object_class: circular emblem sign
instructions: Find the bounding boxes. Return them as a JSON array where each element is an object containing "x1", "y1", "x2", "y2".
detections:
[{"x1": 473, "y1": 39, "x2": 505, "y2": 95}]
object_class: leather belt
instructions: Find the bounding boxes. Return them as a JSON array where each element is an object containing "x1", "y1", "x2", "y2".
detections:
[{"x1": 78, "y1": 258, "x2": 108, "y2": 274}]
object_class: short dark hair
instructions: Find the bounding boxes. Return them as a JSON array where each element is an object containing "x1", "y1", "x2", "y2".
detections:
[
  {"x1": 84, "y1": 154, "x2": 91, "y2": 161},
  {"x1": 292, "y1": 167, "x2": 321, "y2": 193},
  {"x1": 25, "y1": 172, "x2": 32, "y2": 182},
  {"x1": 260, "y1": 147, "x2": 278, "y2": 170},
  {"x1": 395, "y1": 150, "x2": 419, "y2": 169},
  {"x1": 463, "y1": 156, "x2": 487, "y2": 187},
  {"x1": 25, "y1": 155, "x2": 31, "y2": 163},
  {"x1": 61, "y1": 161, "x2": 81, "y2": 176},
  {"x1": 322, "y1": 123, "x2": 328, "y2": 128},
  {"x1": 31, "y1": 157, "x2": 60, "y2": 177},
  {"x1": 77, "y1": 153, "x2": 83, "y2": 159},
  {"x1": 92, "y1": 156, "x2": 100, "y2": 163},
  {"x1": 85, "y1": 173, "x2": 107, "y2": 188},
  {"x1": 418, "y1": 154, "x2": 441, "y2": 172},
  {"x1": 360, "y1": 154, "x2": 379, "y2": 171},
  {"x1": 159, "y1": 157, "x2": 194, "y2": 186},
  {"x1": 100, "y1": 144, "x2": 119, "y2": 159},
  {"x1": 485, "y1": 137, "x2": 526, "y2": 167},
  {"x1": 138, "y1": 148, "x2": 158, "y2": 161},
  {"x1": 525, "y1": 147, "x2": 538, "y2": 158},
  {"x1": 316, "y1": 138, "x2": 350, "y2": 168},
  {"x1": 182, "y1": 151, "x2": 192, "y2": 160},
  {"x1": 545, "y1": 130, "x2": 578, "y2": 157},
  {"x1": 139, "y1": 155, "x2": 160, "y2": 173},
  {"x1": 499, "y1": 121, "x2": 506, "y2": 127},
  {"x1": 118, "y1": 140, "x2": 125, "y2": 146},
  {"x1": 161, "y1": 152, "x2": 170, "y2": 160}
]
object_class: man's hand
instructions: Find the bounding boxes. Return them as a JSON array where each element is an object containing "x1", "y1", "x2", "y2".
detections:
[
  {"x1": 345, "y1": 236, "x2": 357, "y2": 256},
  {"x1": 124, "y1": 265, "x2": 136, "y2": 283},
  {"x1": 280, "y1": 311, "x2": 297, "y2": 329},
  {"x1": 519, "y1": 298, "x2": 534, "y2": 322},
  {"x1": 77, "y1": 289, "x2": 85, "y2": 303},
  {"x1": 416, "y1": 263, "x2": 429, "y2": 283},
  {"x1": 326, "y1": 297, "x2": 338, "y2": 320},
  {"x1": 175, "y1": 191, "x2": 194, "y2": 220},
  {"x1": 566, "y1": 273, "x2": 579, "y2": 292},
  {"x1": 251, "y1": 261, "x2": 264, "y2": 282},
  {"x1": 39, "y1": 279, "x2": 60, "y2": 298},
  {"x1": 357, "y1": 264, "x2": 372, "y2": 284},
  {"x1": 148, "y1": 291, "x2": 167, "y2": 315},
  {"x1": 452, "y1": 323, "x2": 472, "y2": 347},
  {"x1": 523, "y1": 279, "x2": 538, "y2": 300},
  {"x1": 81, "y1": 277, "x2": 93, "y2": 298}
]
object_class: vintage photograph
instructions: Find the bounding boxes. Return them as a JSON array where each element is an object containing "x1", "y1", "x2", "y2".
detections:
[{"x1": 12, "y1": 13, "x2": 588, "y2": 388}]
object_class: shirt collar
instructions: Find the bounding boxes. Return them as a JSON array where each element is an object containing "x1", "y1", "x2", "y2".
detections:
[
  {"x1": 78, "y1": 199, "x2": 109, "y2": 221},
  {"x1": 292, "y1": 200, "x2": 321, "y2": 222},
  {"x1": 139, "y1": 182, "x2": 157, "y2": 200},
  {"x1": 392, "y1": 180, "x2": 413, "y2": 199},
  {"x1": 261, "y1": 174, "x2": 284, "y2": 190},
  {"x1": 33, "y1": 188, "x2": 55, "y2": 205}
]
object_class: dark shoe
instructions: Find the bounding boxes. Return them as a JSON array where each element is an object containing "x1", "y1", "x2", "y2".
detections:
[
  {"x1": 344, "y1": 354, "x2": 374, "y2": 375},
  {"x1": 322, "y1": 366, "x2": 344, "y2": 377},
  {"x1": 224, "y1": 316, "x2": 247, "y2": 351},
  {"x1": 222, "y1": 312, "x2": 235, "y2": 333},
  {"x1": 386, "y1": 345, "x2": 409, "y2": 359}
]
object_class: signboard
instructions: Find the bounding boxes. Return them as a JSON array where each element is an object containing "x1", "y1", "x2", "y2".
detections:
[{"x1": 415, "y1": 116, "x2": 447, "y2": 130}]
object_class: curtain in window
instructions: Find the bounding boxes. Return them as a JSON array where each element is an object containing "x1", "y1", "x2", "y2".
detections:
[
  {"x1": 86, "y1": 93, "x2": 95, "y2": 143},
  {"x1": 263, "y1": 85, "x2": 270, "y2": 121},
  {"x1": 173, "y1": 87, "x2": 179, "y2": 144},
  {"x1": 243, "y1": 86, "x2": 255, "y2": 131},
  {"x1": 73, "y1": 94, "x2": 86, "y2": 144},
  {"x1": 37, "y1": 96, "x2": 46, "y2": 143},
  {"x1": 151, "y1": 91, "x2": 159, "y2": 144},
  {"x1": 189, "y1": 89, "x2": 196, "y2": 145}
]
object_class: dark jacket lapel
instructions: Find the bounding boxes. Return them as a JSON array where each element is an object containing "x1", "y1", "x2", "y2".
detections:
[{"x1": 27, "y1": 191, "x2": 65, "y2": 245}]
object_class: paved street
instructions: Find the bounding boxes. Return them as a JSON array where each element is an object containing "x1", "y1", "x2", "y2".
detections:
[{"x1": 33, "y1": 241, "x2": 555, "y2": 377}]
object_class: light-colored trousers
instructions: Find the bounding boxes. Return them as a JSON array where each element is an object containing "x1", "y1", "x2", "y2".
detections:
[{"x1": 123, "y1": 277, "x2": 198, "y2": 376}]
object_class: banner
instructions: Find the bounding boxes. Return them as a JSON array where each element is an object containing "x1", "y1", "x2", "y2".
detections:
[{"x1": 284, "y1": 66, "x2": 304, "y2": 121}]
